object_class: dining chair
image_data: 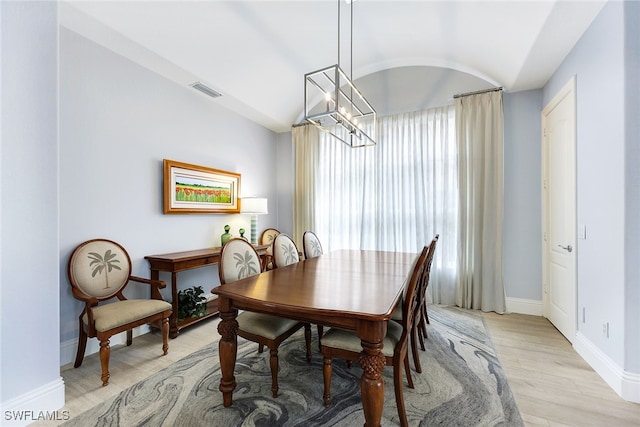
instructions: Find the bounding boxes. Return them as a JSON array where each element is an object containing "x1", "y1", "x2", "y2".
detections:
[
  {"x1": 301, "y1": 230, "x2": 327, "y2": 349},
  {"x1": 414, "y1": 235, "x2": 439, "y2": 359},
  {"x1": 271, "y1": 233, "x2": 325, "y2": 349},
  {"x1": 272, "y1": 233, "x2": 300, "y2": 268},
  {"x1": 302, "y1": 230, "x2": 323, "y2": 259},
  {"x1": 67, "y1": 238, "x2": 172, "y2": 386},
  {"x1": 218, "y1": 238, "x2": 311, "y2": 398},
  {"x1": 398, "y1": 235, "x2": 439, "y2": 374},
  {"x1": 391, "y1": 235, "x2": 439, "y2": 373},
  {"x1": 259, "y1": 227, "x2": 280, "y2": 270},
  {"x1": 320, "y1": 246, "x2": 429, "y2": 427}
]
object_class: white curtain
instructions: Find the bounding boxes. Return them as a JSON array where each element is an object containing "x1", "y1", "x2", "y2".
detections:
[
  {"x1": 455, "y1": 90, "x2": 506, "y2": 313},
  {"x1": 292, "y1": 124, "x2": 320, "y2": 245},
  {"x1": 293, "y1": 107, "x2": 459, "y2": 305}
]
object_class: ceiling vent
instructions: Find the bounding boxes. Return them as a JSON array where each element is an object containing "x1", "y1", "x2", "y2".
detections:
[{"x1": 190, "y1": 82, "x2": 222, "y2": 99}]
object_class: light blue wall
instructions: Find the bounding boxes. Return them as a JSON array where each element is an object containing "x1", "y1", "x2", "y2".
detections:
[
  {"x1": 503, "y1": 90, "x2": 543, "y2": 301},
  {"x1": 276, "y1": 132, "x2": 294, "y2": 238},
  {"x1": 1, "y1": 0, "x2": 63, "y2": 413},
  {"x1": 543, "y1": 0, "x2": 637, "y2": 373},
  {"x1": 59, "y1": 28, "x2": 279, "y2": 350},
  {"x1": 623, "y1": 0, "x2": 640, "y2": 374}
]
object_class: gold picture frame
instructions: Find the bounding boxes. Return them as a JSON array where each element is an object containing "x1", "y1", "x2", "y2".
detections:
[{"x1": 163, "y1": 159, "x2": 241, "y2": 214}]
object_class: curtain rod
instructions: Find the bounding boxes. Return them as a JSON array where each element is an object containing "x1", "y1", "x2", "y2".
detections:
[
  {"x1": 295, "y1": 86, "x2": 503, "y2": 128},
  {"x1": 453, "y1": 86, "x2": 503, "y2": 99},
  {"x1": 291, "y1": 122, "x2": 312, "y2": 128}
]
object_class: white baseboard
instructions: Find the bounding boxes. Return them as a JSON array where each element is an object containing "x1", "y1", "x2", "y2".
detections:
[
  {"x1": 60, "y1": 324, "x2": 151, "y2": 367},
  {"x1": 506, "y1": 297, "x2": 543, "y2": 316},
  {"x1": 0, "y1": 378, "x2": 66, "y2": 426},
  {"x1": 574, "y1": 331, "x2": 640, "y2": 403}
]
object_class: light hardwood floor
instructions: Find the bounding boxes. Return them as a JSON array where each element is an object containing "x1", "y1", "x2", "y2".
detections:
[
  {"x1": 482, "y1": 312, "x2": 639, "y2": 426},
  {"x1": 34, "y1": 310, "x2": 639, "y2": 426}
]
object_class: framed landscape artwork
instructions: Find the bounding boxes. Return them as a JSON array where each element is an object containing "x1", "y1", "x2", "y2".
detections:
[{"x1": 163, "y1": 159, "x2": 241, "y2": 214}]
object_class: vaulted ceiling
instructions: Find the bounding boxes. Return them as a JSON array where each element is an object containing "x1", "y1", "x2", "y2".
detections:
[{"x1": 61, "y1": 1, "x2": 606, "y2": 132}]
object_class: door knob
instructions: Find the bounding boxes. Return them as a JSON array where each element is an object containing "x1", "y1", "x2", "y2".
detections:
[{"x1": 558, "y1": 244, "x2": 573, "y2": 253}]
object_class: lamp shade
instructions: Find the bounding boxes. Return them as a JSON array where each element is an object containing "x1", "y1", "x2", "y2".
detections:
[{"x1": 241, "y1": 197, "x2": 268, "y2": 215}]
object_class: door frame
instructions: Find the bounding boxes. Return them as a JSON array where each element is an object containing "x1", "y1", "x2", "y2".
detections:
[{"x1": 541, "y1": 76, "x2": 577, "y2": 341}]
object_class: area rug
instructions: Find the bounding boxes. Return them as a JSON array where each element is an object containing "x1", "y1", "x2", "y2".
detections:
[{"x1": 63, "y1": 306, "x2": 523, "y2": 426}]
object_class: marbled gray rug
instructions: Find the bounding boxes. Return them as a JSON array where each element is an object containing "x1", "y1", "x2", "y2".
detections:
[{"x1": 64, "y1": 306, "x2": 523, "y2": 426}]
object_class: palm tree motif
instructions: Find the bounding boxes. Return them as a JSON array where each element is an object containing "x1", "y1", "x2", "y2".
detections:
[
  {"x1": 88, "y1": 250, "x2": 122, "y2": 289},
  {"x1": 233, "y1": 250, "x2": 259, "y2": 279},
  {"x1": 309, "y1": 239, "x2": 322, "y2": 257},
  {"x1": 281, "y1": 242, "x2": 298, "y2": 265}
]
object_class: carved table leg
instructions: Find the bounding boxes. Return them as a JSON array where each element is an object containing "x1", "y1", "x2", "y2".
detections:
[
  {"x1": 217, "y1": 300, "x2": 238, "y2": 407},
  {"x1": 358, "y1": 321, "x2": 387, "y2": 427}
]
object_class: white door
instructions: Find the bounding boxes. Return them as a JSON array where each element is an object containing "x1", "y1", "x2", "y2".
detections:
[{"x1": 542, "y1": 77, "x2": 577, "y2": 342}]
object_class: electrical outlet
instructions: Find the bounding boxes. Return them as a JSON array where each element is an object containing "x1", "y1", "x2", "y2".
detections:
[
  {"x1": 582, "y1": 307, "x2": 586, "y2": 323},
  {"x1": 602, "y1": 322, "x2": 609, "y2": 338}
]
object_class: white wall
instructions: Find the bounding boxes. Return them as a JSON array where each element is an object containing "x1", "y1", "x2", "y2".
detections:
[
  {"x1": 543, "y1": 0, "x2": 639, "y2": 400},
  {"x1": 59, "y1": 28, "x2": 278, "y2": 355},
  {"x1": 0, "y1": 1, "x2": 64, "y2": 422}
]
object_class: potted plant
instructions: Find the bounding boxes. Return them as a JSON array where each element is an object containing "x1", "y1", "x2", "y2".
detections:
[{"x1": 177, "y1": 285, "x2": 208, "y2": 321}]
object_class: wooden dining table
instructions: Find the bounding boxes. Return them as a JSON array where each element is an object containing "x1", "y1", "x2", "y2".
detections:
[{"x1": 212, "y1": 249, "x2": 417, "y2": 427}]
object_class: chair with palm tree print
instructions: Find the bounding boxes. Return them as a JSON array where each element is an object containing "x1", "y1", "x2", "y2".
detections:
[
  {"x1": 302, "y1": 230, "x2": 323, "y2": 259},
  {"x1": 259, "y1": 227, "x2": 280, "y2": 270},
  {"x1": 272, "y1": 233, "x2": 301, "y2": 268},
  {"x1": 67, "y1": 239, "x2": 172, "y2": 386},
  {"x1": 218, "y1": 238, "x2": 311, "y2": 398},
  {"x1": 302, "y1": 230, "x2": 326, "y2": 349}
]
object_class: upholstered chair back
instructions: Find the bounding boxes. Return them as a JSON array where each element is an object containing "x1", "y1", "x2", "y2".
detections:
[
  {"x1": 272, "y1": 234, "x2": 300, "y2": 268},
  {"x1": 260, "y1": 228, "x2": 280, "y2": 246},
  {"x1": 68, "y1": 239, "x2": 132, "y2": 300},
  {"x1": 302, "y1": 231, "x2": 323, "y2": 259},
  {"x1": 260, "y1": 228, "x2": 280, "y2": 263},
  {"x1": 219, "y1": 238, "x2": 262, "y2": 284}
]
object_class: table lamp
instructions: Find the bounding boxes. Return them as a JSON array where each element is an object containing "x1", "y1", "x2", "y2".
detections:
[{"x1": 240, "y1": 197, "x2": 268, "y2": 245}]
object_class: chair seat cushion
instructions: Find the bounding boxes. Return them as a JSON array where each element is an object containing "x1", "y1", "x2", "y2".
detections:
[
  {"x1": 83, "y1": 299, "x2": 172, "y2": 332},
  {"x1": 238, "y1": 312, "x2": 301, "y2": 339},
  {"x1": 322, "y1": 321, "x2": 403, "y2": 357}
]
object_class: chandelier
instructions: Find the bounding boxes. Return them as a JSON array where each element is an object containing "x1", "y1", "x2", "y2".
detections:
[{"x1": 303, "y1": 0, "x2": 376, "y2": 148}]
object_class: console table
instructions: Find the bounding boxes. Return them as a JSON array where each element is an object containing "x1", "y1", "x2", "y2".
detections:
[{"x1": 145, "y1": 244, "x2": 270, "y2": 338}]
